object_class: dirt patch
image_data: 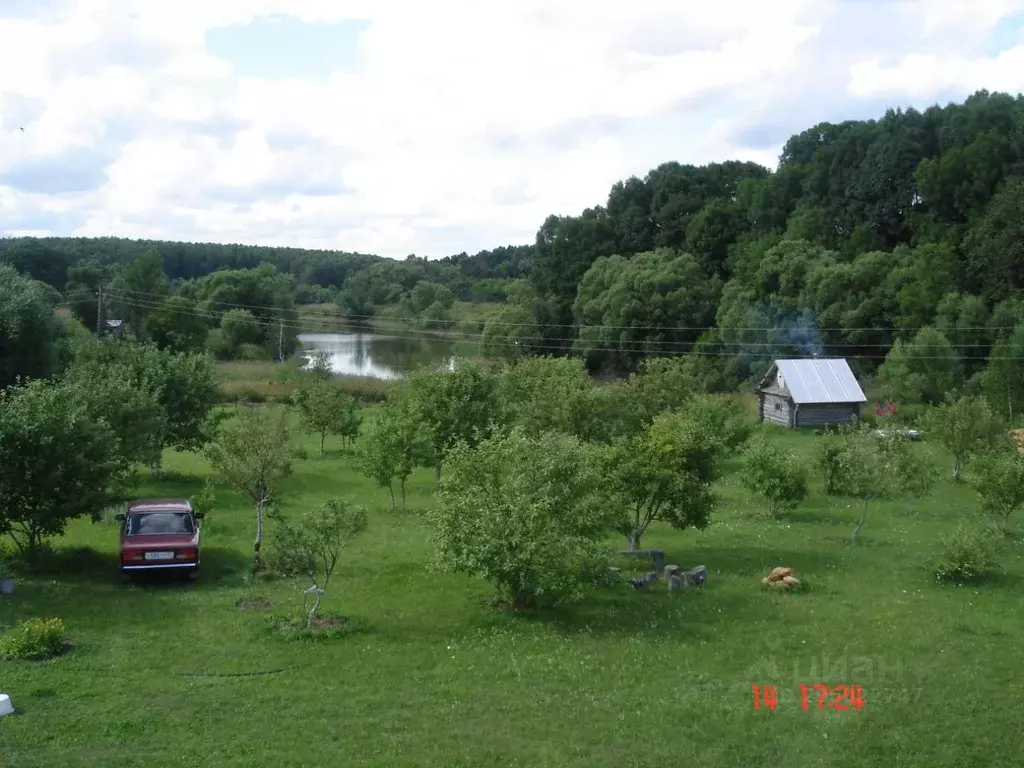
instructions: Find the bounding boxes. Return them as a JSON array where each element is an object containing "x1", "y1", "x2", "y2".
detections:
[
  {"x1": 307, "y1": 617, "x2": 346, "y2": 630},
  {"x1": 236, "y1": 598, "x2": 274, "y2": 611}
]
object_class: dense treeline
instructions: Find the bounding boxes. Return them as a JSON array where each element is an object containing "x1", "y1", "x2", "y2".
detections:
[
  {"x1": 4, "y1": 89, "x2": 1024, "y2": 402},
  {"x1": 507, "y1": 90, "x2": 1024, "y2": 389}
]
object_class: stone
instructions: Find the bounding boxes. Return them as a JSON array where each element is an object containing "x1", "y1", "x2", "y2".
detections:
[
  {"x1": 631, "y1": 571, "x2": 659, "y2": 590},
  {"x1": 667, "y1": 574, "x2": 682, "y2": 594},
  {"x1": 768, "y1": 567, "x2": 792, "y2": 582},
  {"x1": 782, "y1": 576, "x2": 800, "y2": 587},
  {"x1": 682, "y1": 565, "x2": 708, "y2": 588},
  {"x1": 663, "y1": 564, "x2": 681, "y2": 582}
]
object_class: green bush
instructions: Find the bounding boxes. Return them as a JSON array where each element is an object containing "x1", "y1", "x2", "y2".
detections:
[
  {"x1": 817, "y1": 441, "x2": 846, "y2": 495},
  {"x1": 741, "y1": 436, "x2": 808, "y2": 516},
  {"x1": 0, "y1": 617, "x2": 68, "y2": 660},
  {"x1": 933, "y1": 525, "x2": 1003, "y2": 585}
]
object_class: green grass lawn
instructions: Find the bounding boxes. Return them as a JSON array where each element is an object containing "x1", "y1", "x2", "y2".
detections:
[{"x1": 2, "y1": 414, "x2": 1023, "y2": 767}]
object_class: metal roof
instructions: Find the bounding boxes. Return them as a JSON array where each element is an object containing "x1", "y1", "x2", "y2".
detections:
[{"x1": 769, "y1": 359, "x2": 867, "y2": 404}]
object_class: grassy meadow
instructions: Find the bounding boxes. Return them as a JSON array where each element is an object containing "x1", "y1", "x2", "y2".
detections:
[{"x1": 1, "y1": 403, "x2": 1023, "y2": 767}]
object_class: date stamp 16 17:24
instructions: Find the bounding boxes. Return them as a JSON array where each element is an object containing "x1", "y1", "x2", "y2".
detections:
[{"x1": 752, "y1": 684, "x2": 865, "y2": 712}]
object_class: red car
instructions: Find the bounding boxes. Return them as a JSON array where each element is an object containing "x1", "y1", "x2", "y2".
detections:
[{"x1": 116, "y1": 499, "x2": 204, "y2": 578}]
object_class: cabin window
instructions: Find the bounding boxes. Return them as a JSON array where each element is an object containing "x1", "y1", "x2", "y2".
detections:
[{"x1": 774, "y1": 402, "x2": 781, "y2": 411}]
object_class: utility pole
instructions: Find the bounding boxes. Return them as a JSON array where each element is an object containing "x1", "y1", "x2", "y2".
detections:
[
  {"x1": 95, "y1": 284, "x2": 104, "y2": 336},
  {"x1": 278, "y1": 318, "x2": 284, "y2": 363}
]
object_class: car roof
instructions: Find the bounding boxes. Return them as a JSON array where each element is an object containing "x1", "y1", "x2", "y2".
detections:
[{"x1": 126, "y1": 499, "x2": 193, "y2": 512}]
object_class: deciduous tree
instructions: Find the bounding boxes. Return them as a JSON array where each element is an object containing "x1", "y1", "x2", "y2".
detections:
[
  {"x1": 430, "y1": 428, "x2": 617, "y2": 610},
  {"x1": 269, "y1": 498, "x2": 368, "y2": 626},
  {"x1": 355, "y1": 395, "x2": 426, "y2": 511},
  {"x1": 205, "y1": 407, "x2": 293, "y2": 571},
  {"x1": 818, "y1": 425, "x2": 934, "y2": 542},
  {"x1": 602, "y1": 409, "x2": 721, "y2": 550},
  {"x1": 0, "y1": 379, "x2": 124, "y2": 556},
  {"x1": 293, "y1": 378, "x2": 359, "y2": 454},
  {"x1": 973, "y1": 452, "x2": 1024, "y2": 532},
  {"x1": 925, "y1": 394, "x2": 1013, "y2": 481},
  {"x1": 741, "y1": 434, "x2": 808, "y2": 517}
]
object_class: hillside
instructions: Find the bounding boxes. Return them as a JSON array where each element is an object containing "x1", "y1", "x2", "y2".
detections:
[{"x1": 3, "y1": 89, "x2": 1024, "y2": 397}]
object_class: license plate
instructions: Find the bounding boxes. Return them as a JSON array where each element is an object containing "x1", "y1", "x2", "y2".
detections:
[{"x1": 144, "y1": 551, "x2": 174, "y2": 561}]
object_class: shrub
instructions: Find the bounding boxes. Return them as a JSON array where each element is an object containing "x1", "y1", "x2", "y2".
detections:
[
  {"x1": 0, "y1": 617, "x2": 68, "y2": 660},
  {"x1": 933, "y1": 525, "x2": 1003, "y2": 585},
  {"x1": 430, "y1": 428, "x2": 618, "y2": 610},
  {"x1": 817, "y1": 442, "x2": 845, "y2": 495},
  {"x1": 741, "y1": 436, "x2": 808, "y2": 517}
]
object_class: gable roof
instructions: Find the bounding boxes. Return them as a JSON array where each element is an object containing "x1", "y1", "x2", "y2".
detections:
[{"x1": 762, "y1": 359, "x2": 866, "y2": 404}]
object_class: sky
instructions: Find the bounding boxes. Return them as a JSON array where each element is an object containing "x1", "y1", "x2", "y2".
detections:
[{"x1": 1, "y1": 0, "x2": 1024, "y2": 259}]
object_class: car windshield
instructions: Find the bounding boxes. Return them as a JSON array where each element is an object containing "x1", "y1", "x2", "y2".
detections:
[{"x1": 126, "y1": 512, "x2": 194, "y2": 536}]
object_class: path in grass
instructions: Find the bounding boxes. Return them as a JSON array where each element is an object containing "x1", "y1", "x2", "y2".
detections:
[{"x1": 2, "y1": 418, "x2": 1022, "y2": 767}]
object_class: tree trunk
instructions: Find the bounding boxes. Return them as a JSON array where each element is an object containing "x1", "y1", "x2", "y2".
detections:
[
  {"x1": 435, "y1": 463, "x2": 443, "y2": 484},
  {"x1": 852, "y1": 499, "x2": 868, "y2": 542},
  {"x1": 400, "y1": 477, "x2": 407, "y2": 511},
  {"x1": 320, "y1": 432, "x2": 326, "y2": 454},
  {"x1": 253, "y1": 498, "x2": 266, "y2": 571},
  {"x1": 628, "y1": 529, "x2": 642, "y2": 551},
  {"x1": 952, "y1": 458, "x2": 961, "y2": 482},
  {"x1": 305, "y1": 585, "x2": 324, "y2": 627},
  {"x1": 387, "y1": 482, "x2": 396, "y2": 512}
]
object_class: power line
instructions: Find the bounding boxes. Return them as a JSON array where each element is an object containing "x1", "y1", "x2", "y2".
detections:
[
  {"x1": 86, "y1": 288, "x2": 1018, "y2": 354},
  {"x1": 81, "y1": 285, "x2": 1023, "y2": 335},
  {"x1": 64, "y1": 290, "x2": 1024, "y2": 362}
]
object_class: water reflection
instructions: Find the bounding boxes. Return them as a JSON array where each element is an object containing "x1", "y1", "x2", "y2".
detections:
[{"x1": 298, "y1": 332, "x2": 456, "y2": 379}]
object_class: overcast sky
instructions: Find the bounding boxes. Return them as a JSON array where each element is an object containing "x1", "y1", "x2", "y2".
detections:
[{"x1": 1, "y1": 0, "x2": 1023, "y2": 258}]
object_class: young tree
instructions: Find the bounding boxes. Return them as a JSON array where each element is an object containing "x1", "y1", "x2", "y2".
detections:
[
  {"x1": 818, "y1": 425, "x2": 934, "y2": 542},
  {"x1": 430, "y1": 428, "x2": 618, "y2": 610},
  {"x1": 973, "y1": 452, "x2": 1024, "y2": 532},
  {"x1": 405, "y1": 362, "x2": 498, "y2": 482},
  {"x1": 741, "y1": 434, "x2": 808, "y2": 517},
  {"x1": 925, "y1": 393, "x2": 1013, "y2": 481},
  {"x1": 0, "y1": 379, "x2": 124, "y2": 556},
  {"x1": 293, "y1": 378, "x2": 358, "y2": 454},
  {"x1": 269, "y1": 498, "x2": 368, "y2": 626},
  {"x1": 355, "y1": 396, "x2": 426, "y2": 511},
  {"x1": 602, "y1": 409, "x2": 721, "y2": 551},
  {"x1": 338, "y1": 401, "x2": 362, "y2": 451},
  {"x1": 205, "y1": 407, "x2": 293, "y2": 571}
]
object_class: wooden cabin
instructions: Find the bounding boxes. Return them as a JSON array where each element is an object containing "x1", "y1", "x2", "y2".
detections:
[{"x1": 757, "y1": 359, "x2": 866, "y2": 429}]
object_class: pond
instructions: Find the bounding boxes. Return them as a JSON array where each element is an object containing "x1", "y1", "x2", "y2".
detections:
[{"x1": 297, "y1": 332, "x2": 457, "y2": 379}]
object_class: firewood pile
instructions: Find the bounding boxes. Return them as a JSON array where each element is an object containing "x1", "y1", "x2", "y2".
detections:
[
  {"x1": 1012, "y1": 429, "x2": 1024, "y2": 455},
  {"x1": 762, "y1": 566, "x2": 801, "y2": 590}
]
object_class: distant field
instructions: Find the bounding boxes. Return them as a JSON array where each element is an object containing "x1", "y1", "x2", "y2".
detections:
[{"x1": 2, "y1": 406, "x2": 1022, "y2": 767}]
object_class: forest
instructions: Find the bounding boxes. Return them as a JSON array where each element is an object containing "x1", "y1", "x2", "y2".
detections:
[{"x1": 3, "y1": 89, "x2": 1024, "y2": 412}]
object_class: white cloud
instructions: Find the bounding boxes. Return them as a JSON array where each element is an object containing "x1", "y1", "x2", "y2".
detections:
[
  {"x1": 0, "y1": 0, "x2": 1022, "y2": 257},
  {"x1": 849, "y1": 46, "x2": 1024, "y2": 98}
]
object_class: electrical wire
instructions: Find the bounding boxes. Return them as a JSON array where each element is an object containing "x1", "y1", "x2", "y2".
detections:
[
  {"x1": 76, "y1": 285, "x2": 1022, "y2": 334},
  {"x1": 70, "y1": 288, "x2": 1024, "y2": 361},
  {"x1": 81, "y1": 287, "x2": 1005, "y2": 353}
]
